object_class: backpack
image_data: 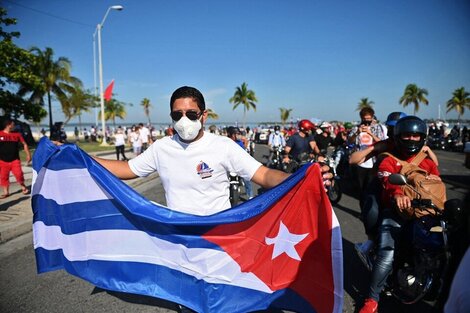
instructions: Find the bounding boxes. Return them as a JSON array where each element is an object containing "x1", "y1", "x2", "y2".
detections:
[{"x1": 382, "y1": 151, "x2": 446, "y2": 219}]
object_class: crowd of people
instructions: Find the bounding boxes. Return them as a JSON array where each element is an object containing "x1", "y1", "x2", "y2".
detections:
[{"x1": 3, "y1": 84, "x2": 469, "y2": 313}]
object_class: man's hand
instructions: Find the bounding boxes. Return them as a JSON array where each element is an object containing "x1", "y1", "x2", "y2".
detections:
[
  {"x1": 394, "y1": 194, "x2": 411, "y2": 210},
  {"x1": 316, "y1": 159, "x2": 332, "y2": 188}
]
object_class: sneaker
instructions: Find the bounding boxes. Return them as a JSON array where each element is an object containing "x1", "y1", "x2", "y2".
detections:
[
  {"x1": 359, "y1": 298, "x2": 378, "y2": 313},
  {"x1": 355, "y1": 242, "x2": 373, "y2": 271}
]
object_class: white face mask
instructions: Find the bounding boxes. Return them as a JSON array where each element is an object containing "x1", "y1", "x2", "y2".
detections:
[{"x1": 173, "y1": 116, "x2": 202, "y2": 141}]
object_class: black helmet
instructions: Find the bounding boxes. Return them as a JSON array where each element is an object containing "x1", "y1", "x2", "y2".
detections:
[
  {"x1": 274, "y1": 125, "x2": 280, "y2": 131},
  {"x1": 226, "y1": 126, "x2": 240, "y2": 137},
  {"x1": 394, "y1": 116, "x2": 427, "y2": 156},
  {"x1": 385, "y1": 112, "x2": 407, "y2": 127}
]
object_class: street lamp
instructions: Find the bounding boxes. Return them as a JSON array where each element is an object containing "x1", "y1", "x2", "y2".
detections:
[{"x1": 96, "y1": 5, "x2": 123, "y2": 145}]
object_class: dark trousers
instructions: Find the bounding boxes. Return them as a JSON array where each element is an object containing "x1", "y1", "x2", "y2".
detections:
[
  {"x1": 352, "y1": 165, "x2": 375, "y2": 209},
  {"x1": 115, "y1": 145, "x2": 127, "y2": 161},
  {"x1": 361, "y1": 177, "x2": 382, "y2": 237}
]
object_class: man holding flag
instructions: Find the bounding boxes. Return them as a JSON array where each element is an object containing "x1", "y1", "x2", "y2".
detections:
[{"x1": 35, "y1": 86, "x2": 342, "y2": 312}]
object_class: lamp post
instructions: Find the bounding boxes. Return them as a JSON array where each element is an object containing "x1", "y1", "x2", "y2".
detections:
[{"x1": 96, "y1": 5, "x2": 123, "y2": 145}]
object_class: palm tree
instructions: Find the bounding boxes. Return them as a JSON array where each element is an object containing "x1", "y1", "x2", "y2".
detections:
[
  {"x1": 399, "y1": 83, "x2": 429, "y2": 115},
  {"x1": 356, "y1": 98, "x2": 374, "y2": 111},
  {"x1": 446, "y1": 87, "x2": 470, "y2": 122},
  {"x1": 140, "y1": 98, "x2": 152, "y2": 125},
  {"x1": 99, "y1": 99, "x2": 126, "y2": 128},
  {"x1": 61, "y1": 83, "x2": 97, "y2": 129},
  {"x1": 279, "y1": 107, "x2": 293, "y2": 126},
  {"x1": 229, "y1": 82, "x2": 258, "y2": 126},
  {"x1": 20, "y1": 47, "x2": 81, "y2": 135},
  {"x1": 206, "y1": 108, "x2": 219, "y2": 120}
]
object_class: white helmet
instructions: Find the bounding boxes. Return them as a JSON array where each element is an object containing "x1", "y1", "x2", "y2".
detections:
[{"x1": 320, "y1": 122, "x2": 331, "y2": 129}]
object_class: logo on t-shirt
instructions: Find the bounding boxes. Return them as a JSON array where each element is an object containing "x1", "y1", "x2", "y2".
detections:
[{"x1": 196, "y1": 161, "x2": 214, "y2": 179}]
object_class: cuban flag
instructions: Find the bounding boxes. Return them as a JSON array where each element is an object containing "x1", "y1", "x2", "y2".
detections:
[{"x1": 32, "y1": 138, "x2": 343, "y2": 313}]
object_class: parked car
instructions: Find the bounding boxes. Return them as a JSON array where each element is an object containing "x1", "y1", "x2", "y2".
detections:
[{"x1": 256, "y1": 129, "x2": 270, "y2": 144}]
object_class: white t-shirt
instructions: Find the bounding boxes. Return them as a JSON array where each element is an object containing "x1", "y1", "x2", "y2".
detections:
[
  {"x1": 130, "y1": 132, "x2": 142, "y2": 148},
  {"x1": 129, "y1": 132, "x2": 262, "y2": 215},
  {"x1": 114, "y1": 132, "x2": 126, "y2": 146},
  {"x1": 139, "y1": 126, "x2": 151, "y2": 143},
  {"x1": 268, "y1": 133, "x2": 286, "y2": 147}
]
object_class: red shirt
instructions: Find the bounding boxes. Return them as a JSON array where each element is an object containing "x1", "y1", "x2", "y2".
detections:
[
  {"x1": 377, "y1": 152, "x2": 440, "y2": 208},
  {"x1": 0, "y1": 131, "x2": 26, "y2": 162}
]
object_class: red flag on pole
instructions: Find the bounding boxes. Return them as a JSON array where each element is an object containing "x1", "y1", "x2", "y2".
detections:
[{"x1": 104, "y1": 79, "x2": 115, "y2": 101}]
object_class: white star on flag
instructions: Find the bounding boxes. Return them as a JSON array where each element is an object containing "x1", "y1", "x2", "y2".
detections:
[{"x1": 265, "y1": 221, "x2": 309, "y2": 261}]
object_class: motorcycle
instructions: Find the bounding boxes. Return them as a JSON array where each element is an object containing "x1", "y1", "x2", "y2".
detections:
[
  {"x1": 267, "y1": 145, "x2": 285, "y2": 170},
  {"x1": 427, "y1": 134, "x2": 446, "y2": 150},
  {"x1": 282, "y1": 152, "x2": 313, "y2": 174},
  {"x1": 322, "y1": 153, "x2": 342, "y2": 204},
  {"x1": 358, "y1": 173, "x2": 463, "y2": 306},
  {"x1": 444, "y1": 135, "x2": 463, "y2": 152},
  {"x1": 229, "y1": 172, "x2": 246, "y2": 206}
]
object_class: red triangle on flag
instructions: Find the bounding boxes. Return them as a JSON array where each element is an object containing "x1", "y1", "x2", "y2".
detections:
[{"x1": 203, "y1": 164, "x2": 336, "y2": 313}]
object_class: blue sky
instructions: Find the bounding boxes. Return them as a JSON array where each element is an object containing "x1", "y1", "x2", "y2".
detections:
[{"x1": 4, "y1": 0, "x2": 470, "y2": 125}]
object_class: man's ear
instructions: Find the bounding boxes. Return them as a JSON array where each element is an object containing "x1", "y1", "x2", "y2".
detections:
[{"x1": 201, "y1": 110, "x2": 208, "y2": 124}]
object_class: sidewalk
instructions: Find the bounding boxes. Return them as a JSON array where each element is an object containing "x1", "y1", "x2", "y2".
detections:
[{"x1": 0, "y1": 150, "x2": 151, "y2": 244}]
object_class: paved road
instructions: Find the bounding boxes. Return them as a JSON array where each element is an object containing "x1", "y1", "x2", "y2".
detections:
[{"x1": 0, "y1": 146, "x2": 468, "y2": 313}]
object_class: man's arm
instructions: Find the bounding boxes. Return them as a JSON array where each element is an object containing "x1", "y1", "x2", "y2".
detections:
[
  {"x1": 421, "y1": 145, "x2": 439, "y2": 166},
  {"x1": 22, "y1": 142, "x2": 31, "y2": 164},
  {"x1": 251, "y1": 165, "x2": 290, "y2": 189},
  {"x1": 349, "y1": 140, "x2": 388, "y2": 165},
  {"x1": 92, "y1": 157, "x2": 138, "y2": 180},
  {"x1": 252, "y1": 163, "x2": 332, "y2": 190},
  {"x1": 309, "y1": 140, "x2": 320, "y2": 155}
]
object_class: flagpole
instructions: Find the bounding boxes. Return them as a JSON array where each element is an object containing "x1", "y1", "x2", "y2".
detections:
[
  {"x1": 93, "y1": 31, "x2": 98, "y2": 128},
  {"x1": 96, "y1": 5, "x2": 124, "y2": 145}
]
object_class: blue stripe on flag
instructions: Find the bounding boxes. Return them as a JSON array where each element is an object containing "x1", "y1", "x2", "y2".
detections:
[{"x1": 35, "y1": 247, "x2": 316, "y2": 313}]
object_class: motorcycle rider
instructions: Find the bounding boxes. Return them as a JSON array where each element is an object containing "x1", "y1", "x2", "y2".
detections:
[
  {"x1": 315, "y1": 122, "x2": 334, "y2": 156},
  {"x1": 267, "y1": 125, "x2": 286, "y2": 168},
  {"x1": 227, "y1": 126, "x2": 253, "y2": 200},
  {"x1": 352, "y1": 112, "x2": 439, "y2": 272},
  {"x1": 359, "y1": 116, "x2": 442, "y2": 313},
  {"x1": 268, "y1": 125, "x2": 286, "y2": 150},
  {"x1": 283, "y1": 119, "x2": 320, "y2": 166}
]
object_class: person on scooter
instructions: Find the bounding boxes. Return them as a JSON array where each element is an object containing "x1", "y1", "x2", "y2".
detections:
[
  {"x1": 226, "y1": 126, "x2": 253, "y2": 199},
  {"x1": 283, "y1": 119, "x2": 320, "y2": 167},
  {"x1": 359, "y1": 116, "x2": 441, "y2": 313}
]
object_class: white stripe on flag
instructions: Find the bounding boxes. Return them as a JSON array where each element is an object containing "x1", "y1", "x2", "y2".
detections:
[
  {"x1": 33, "y1": 168, "x2": 110, "y2": 204},
  {"x1": 33, "y1": 221, "x2": 273, "y2": 293}
]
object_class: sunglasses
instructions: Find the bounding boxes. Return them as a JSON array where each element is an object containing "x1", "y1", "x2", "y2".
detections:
[{"x1": 170, "y1": 110, "x2": 203, "y2": 121}]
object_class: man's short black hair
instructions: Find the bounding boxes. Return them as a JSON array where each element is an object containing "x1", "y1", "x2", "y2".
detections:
[
  {"x1": 1, "y1": 117, "x2": 13, "y2": 130},
  {"x1": 170, "y1": 86, "x2": 206, "y2": 112},
  {"x1": 226, "y1": 126, "x2": 240, "y2": 137},
  {"x1": 359, "y1": 107, "x2": 375, "y2": 118}
]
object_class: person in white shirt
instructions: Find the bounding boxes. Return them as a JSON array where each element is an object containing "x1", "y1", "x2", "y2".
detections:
[
  {"x1": 268, "y1": 125, "x2": 286, "y2": 150},
  {"x1": 113, "y1": 127, "x2": 128, "y2": 161},
  {"x1": 92, "y1": 86, "x2": 291, "y2": 216},
  {"x1": 129, "y1": 126, "x2": 142, "y2": 156},
  {"x1": 267, "y1": 125, "x2": 286, "y2": 168},
  {"x1": 138, "y1": 123, "x2": 153, "y2": 151}
]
